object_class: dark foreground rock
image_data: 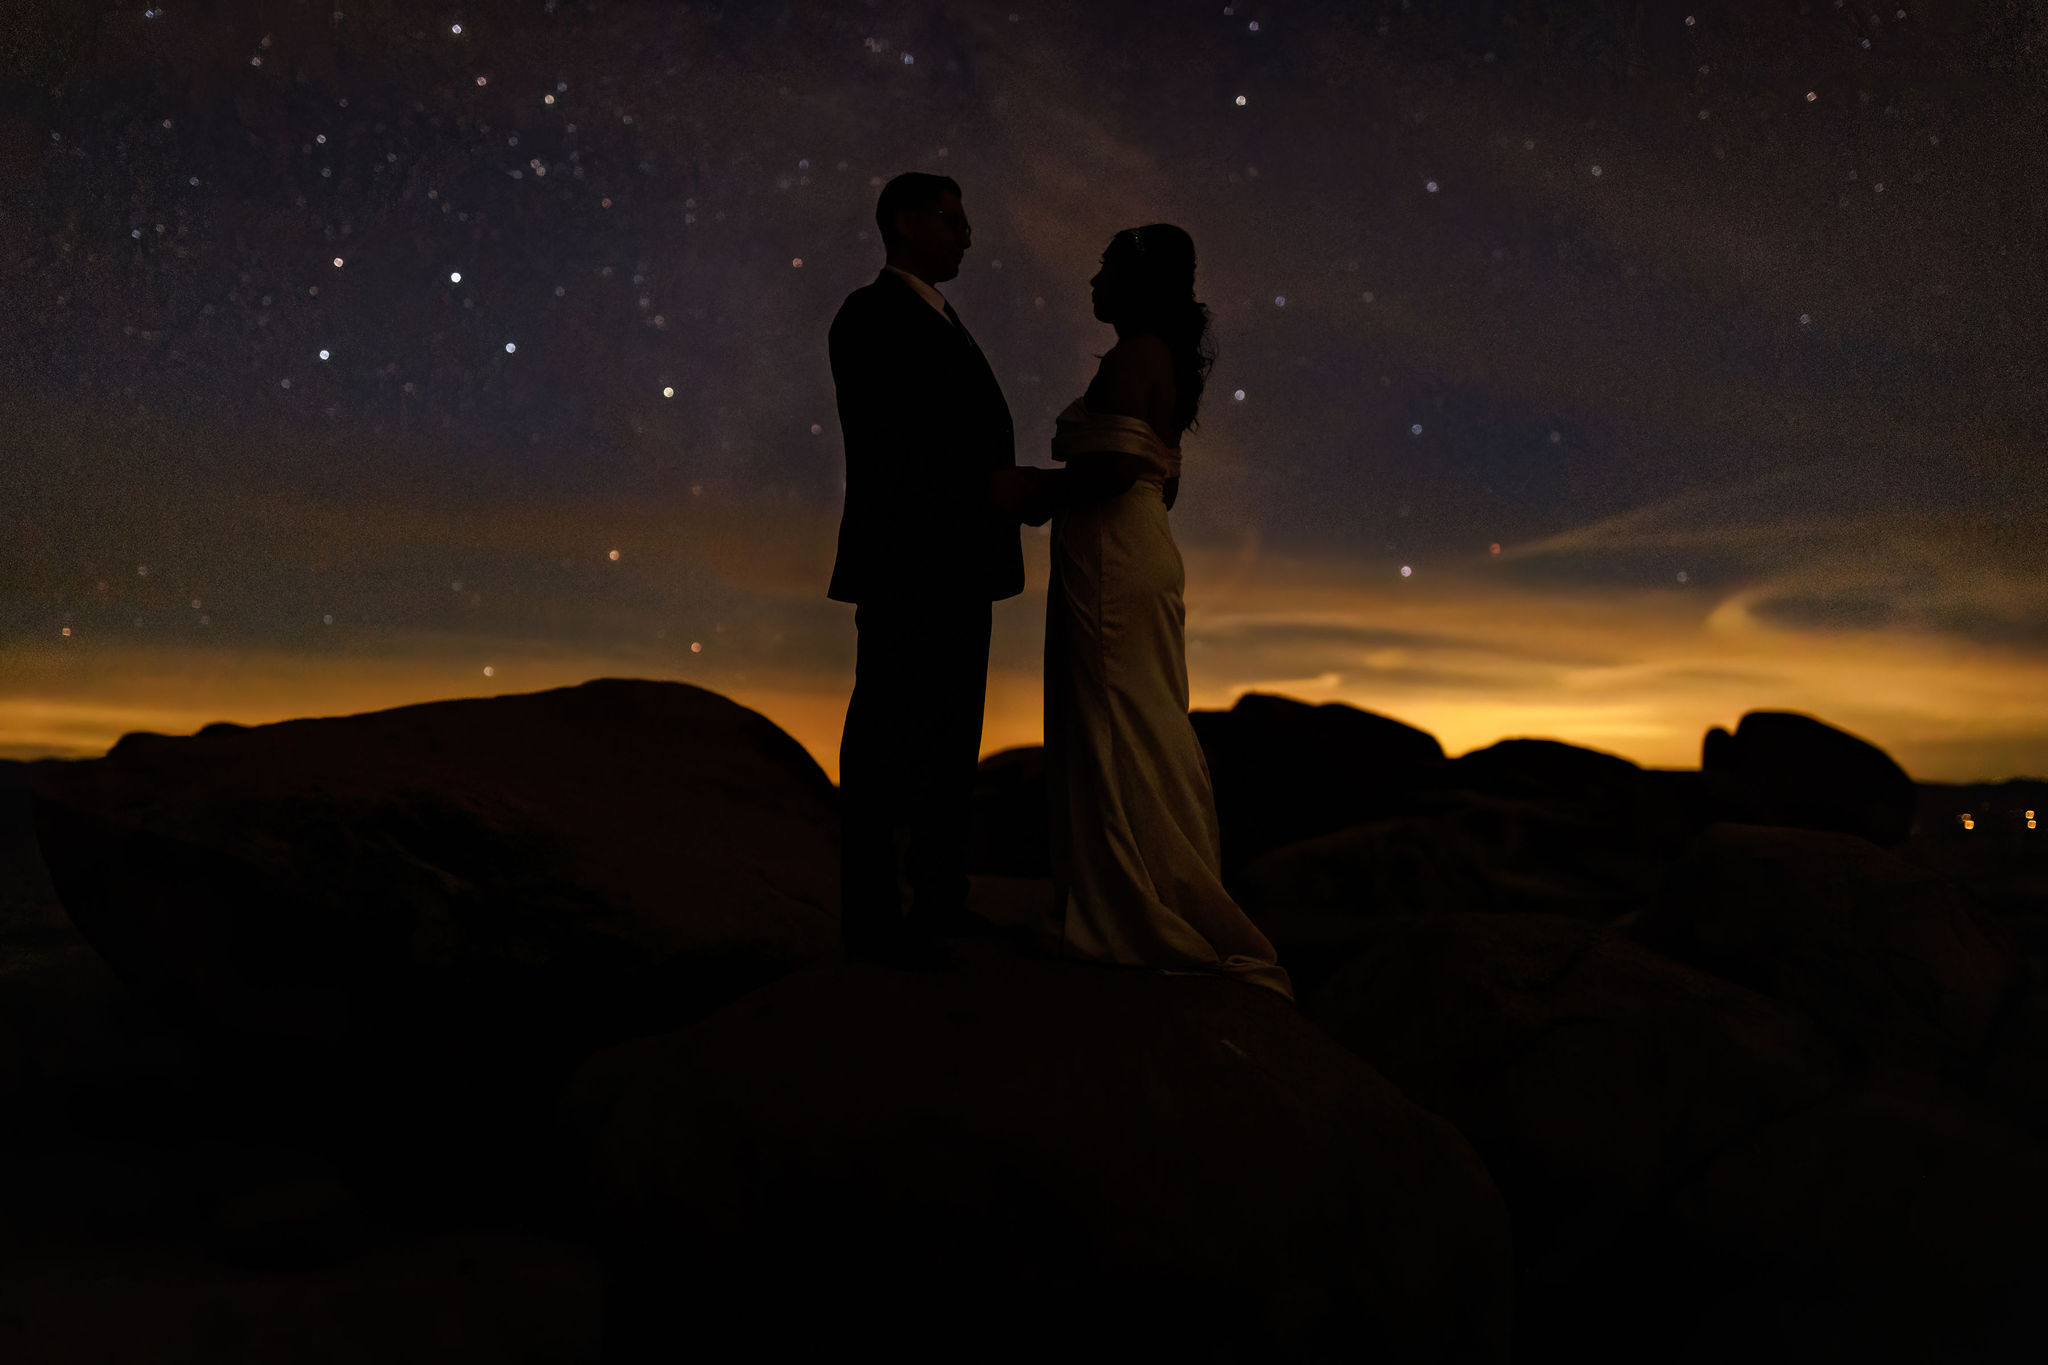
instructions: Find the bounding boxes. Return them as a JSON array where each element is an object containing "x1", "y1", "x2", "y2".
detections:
[
  {"x1": 0, "y1": 1232, "x2": 601, "y2": 1364},
  {"x1": 1664, "y1": 1065, "x2": 2048, "y2": 1362},
  {"x1": 1238, "y1": 789, "x2": 1663, "y2": 927},
  {"x1": 1703, "y1": 710, "x2": 1918, "y2": 846},
  {"x1": 1305, "y1": 911, "x2": 2048, "y2": 1361},
  {"x1": 1627, "y1": 823, "x2": 2026, "y2": 1073},
  {"x1": 1303, "y1": 912, "x2": 1842, "y2": 1355},
  {"x1": 566, "y1": 939, "x2": 1514, "y2": 1363},
  {"x1": 25, "y1": 680, "x2": 841, "y2": 1216}
]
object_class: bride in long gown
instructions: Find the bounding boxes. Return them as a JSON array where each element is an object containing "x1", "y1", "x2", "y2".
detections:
[{"x1": 1028, "y1": 225, "x2": 1293, "y2": 1001}]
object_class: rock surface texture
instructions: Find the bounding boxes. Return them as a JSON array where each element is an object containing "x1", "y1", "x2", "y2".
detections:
[{"x1": 567, "y1": 939, "x2": 1515, "y2": 1363}]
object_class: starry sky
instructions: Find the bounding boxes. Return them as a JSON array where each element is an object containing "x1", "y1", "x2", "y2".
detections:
[{"x1": 4, "y1": 0, "x2": 2046, "y2": 781}]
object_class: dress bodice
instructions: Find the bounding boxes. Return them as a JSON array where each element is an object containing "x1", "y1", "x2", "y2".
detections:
[{"x1": 1051, "y1": 397, "x2": 1181, "y2": 483}]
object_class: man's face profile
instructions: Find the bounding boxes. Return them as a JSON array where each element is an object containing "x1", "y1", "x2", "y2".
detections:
[{"x1": 892, "y1": 190, "x2": 971, "y2": 283}]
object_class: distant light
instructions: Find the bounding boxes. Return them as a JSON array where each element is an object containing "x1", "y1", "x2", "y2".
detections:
[
  {"x1": 1590, "y1": 165, "x2": 1603, "y2": 177},
  {"x1": 2027, "y1": 810, "x2": 2037, "y2": 820},
  {"x1": 902, "y1": 52, "x2": 914, "y2": 64},
  {"x1": 1425, "y1": 180, "x2": 1439, "y2": 193},
  {"x1": 505, "y1": 342, "x2": 516, "y2": 353},
  {"x1": 609, "y1": 549, "x2": 620, "y2": 561},
  {"x1": 662, "y1": 386, "x2": 674, "y2": 397},
  {"x1": 1411, "y1": 423, "x2": 1423, "y2": 435},
  {"x1": 1361, "y1": 291, "x2": 1374, "y2": 302},
  {"x1": 1400, "y1": 565, "x2": 1413, "y2": 578},
  {"x1": 1677, "y1": 571, "x2": 1690, "y2": 583},
  {"x1": 1249, "y1": 20, "x2": 1259, "y2": 30},
  {"x1": 323, "y1": 614, "x2": 334, "y2": 625},
  {"x1": 1685, "y1": 15, "x2": 1696, "y2": 25},
  {"x1": 451, "y1": 24, "x2": 462, "y2": 35},
  {"x1": 483, "y1": 665, "x2": 494, "y2": 677},
  {"x1": 1799, "y1": 313, "x2": 1812, "y2": 325},
  {"x1": 810, "y1": 423, "x2": 823, "y2": 435},
  {"x1": 450, "y1": 271, "x2": 462, "y2": 282},
  {"x1": 332, "y1": 257, "x2": 344, "y2": 267},
  {"x1": 477, "y1": 76, "x2": 488, "y2": 87},
  {"x1": 1233, "y1": 389, "x2": 1245, "y2": 401},
  {"x1": 1961, "y1": 815, "x2": 1974, "y2": 829},
  {"x1": 1806, "y1": 91, "x2": 1817, "y2": 102},
  {"x1": 544, "y1": 94, "x2": 555, "y2": 105},
  {"x1": 1489, "y1": 543, "x2": 1501, "y2": 555},
  {"x1": 318, "y1": 349, "x2": 330, "y2": 360},
  {"x1": 61, "y1": 626, "x2": 71, "y2": 636},
  {"x1": 1234, "y1": 94, "x2": 1247, "y2": 106},
  {"x1": 1274, "y1": 295, "x2": 1286, "y2": 306},
  {"x1": 690, "y1": 641, "x2": 702, "y2": 653},
  {"x1": 1549, "y1": 430, "x2": 1562, "y2": 443},
  {"x1": 792, "y1": 257, "x2": 803, "y2": 267}
]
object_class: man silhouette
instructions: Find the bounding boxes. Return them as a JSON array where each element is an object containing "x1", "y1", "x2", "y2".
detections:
[{"x1": 827, "y1": 173, "x2": 1044, "y2": 968}]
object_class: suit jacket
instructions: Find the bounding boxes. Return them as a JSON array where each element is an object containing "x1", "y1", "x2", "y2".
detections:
[{"x1": 826, "y1": 268, "x2": 1023, "y2": 604}]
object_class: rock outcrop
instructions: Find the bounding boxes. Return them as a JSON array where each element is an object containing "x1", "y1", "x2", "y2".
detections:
[
  {"x1": 1304, "y1": 911, "x2": 1841, "y2": 1353},
  {"x1": 1702, "y1": 710, "x2": 1918, "y2": 847},
  {"x1": 567, "y1": 940, "x2": 1515, "y2": 1362},
  {"x1": 1626, "y1": 824, "x2": 2025, "y2": 1071},
  {"x1": 1189, "y1": 693, "x2": 1449, "y2": 875}
]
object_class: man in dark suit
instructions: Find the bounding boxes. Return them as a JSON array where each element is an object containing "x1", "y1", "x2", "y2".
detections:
[{"x1": 828, "y1": 172, "x2": 1045, "y2": 968}]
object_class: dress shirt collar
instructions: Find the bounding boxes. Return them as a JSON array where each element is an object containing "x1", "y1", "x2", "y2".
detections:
[{"x1": 882, "y1": 264, "x2": 950, "y2": 317}]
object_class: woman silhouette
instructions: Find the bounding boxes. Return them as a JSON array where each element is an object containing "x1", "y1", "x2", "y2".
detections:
[{"x1": 1031, "y1": 225, "x2": 1293, "y2": 1000}]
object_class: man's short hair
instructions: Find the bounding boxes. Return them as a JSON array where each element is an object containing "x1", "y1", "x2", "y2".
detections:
[{"x1": 876, "y1": 172, "x2": 961, "y2": 250}]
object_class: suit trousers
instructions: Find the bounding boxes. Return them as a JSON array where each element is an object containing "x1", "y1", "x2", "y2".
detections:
[{"x1": 838, "y1": 598, "x2": 993, "y2": 947}]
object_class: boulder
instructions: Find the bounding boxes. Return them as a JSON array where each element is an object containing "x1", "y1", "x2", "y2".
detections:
[
  {"x1": 3, "y1": 1233, "x2": 601, "y2": 1364},
  {"x1": 1664, "y1": 1066, "x2": 2048, "y2": 1361},
  {"x1": 29, "y1": 679, "x2": 838, "y2": 1049},
  {"x1": 1702, "y1": 711, "x2": 1917, "y2": 847},
  {"x1": 26, "y1": 679, "x2": 841, "y2": 1212},
  {"x1": 1238, "y1": 790, "x2": 1663, "y2": 927},
  {"x1": 1304, "y1": 912, "x2": 1842, "y2": 1358},
  {"x1": 1626, "y1": 824, "x2": 2025, "y2": 1071},
  {"x1": 1190, "y1": 693, "x2": 1448, "y2": 876},
  {"x1": 566, "y1": 939, "x2": 1514, "y2": 1362},
  {"x1": 966, "y1": 745, "x2": 1050, "y2": 877}
]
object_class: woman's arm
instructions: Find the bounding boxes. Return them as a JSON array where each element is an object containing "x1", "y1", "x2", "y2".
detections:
[{"x1": 1031, "y1": 343, "x2": 1167, "y2": 517}]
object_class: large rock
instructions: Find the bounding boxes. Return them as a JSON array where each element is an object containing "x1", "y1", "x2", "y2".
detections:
[
  {"x1": 966, "y1": 745, "x2": 1050, "y2": 877},
  {"x1": 566, "y1": 940, "x2": 1514, "y2": 1362},
  {"x1": 1238, "y1": 790, "x2": 1665, "y2": 926},
  {"x1": 1, "y1": 1232, "x2": 601, "y2": 1364},
  {"x1": 26, "y1": 679, "x2": 841, "y2": 1212},
  {"x1": 1663, "y1": 1066, "x2": 2048, "y2": 1361},
  {"x1": 1304, "y1": 911, "x2": 1841, "y2": 1358},
  {"x1": 1626, "y1": 824, "x2": 2025, "y2": 1072},
  {"x1": 1702, "y1": 710, "x2": 1917, "y2": 847},
  {"x1": 30, "y1": 678, "x2": 838, "y2": 1047},
  {"x1": 1190, "y1": 693, "x2": 1449, "y2": 876}
]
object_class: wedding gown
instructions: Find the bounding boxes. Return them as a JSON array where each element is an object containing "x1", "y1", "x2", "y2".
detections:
[{"x1": 1043, "y1": 397, "x2": 1295, "y2": 1000}]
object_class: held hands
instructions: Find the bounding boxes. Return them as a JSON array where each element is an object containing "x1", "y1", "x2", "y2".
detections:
[
  {"x1": 988, "y1": 456, "x2": 1163, "y2": 526},
  {"x1": 988, "y1": 467, "x2": 1053, "y2": 525}
]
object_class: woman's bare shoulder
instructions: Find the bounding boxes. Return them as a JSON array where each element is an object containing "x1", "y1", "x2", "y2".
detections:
[
  {"x1": 1107, "y1": 333, "x2": 1174, "y2": 373},
  {"x1": 1089, "y1": 335, "x2": 1172, "y2": 399}
]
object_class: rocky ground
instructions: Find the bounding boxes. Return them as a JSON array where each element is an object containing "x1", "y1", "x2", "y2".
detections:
[{"x1": 4, "y1": 678, "x2": 2045, "y2": 1361}]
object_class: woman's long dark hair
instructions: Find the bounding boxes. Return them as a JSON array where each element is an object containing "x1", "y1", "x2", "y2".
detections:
[{"x1": 1105, "y1": 224, "x2": 1215, "y2": 435}]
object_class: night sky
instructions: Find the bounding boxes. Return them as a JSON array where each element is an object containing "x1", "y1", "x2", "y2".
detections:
[{"x1": 5, "y1": 0, "x2": 2046, "y2": 780}]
